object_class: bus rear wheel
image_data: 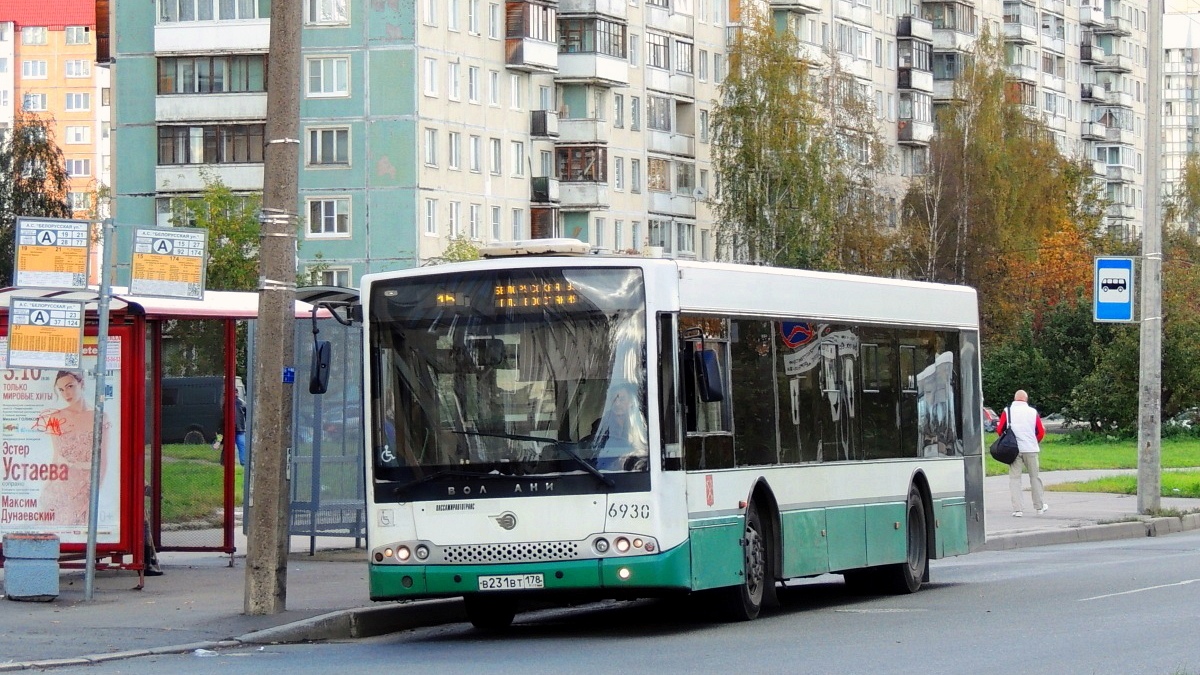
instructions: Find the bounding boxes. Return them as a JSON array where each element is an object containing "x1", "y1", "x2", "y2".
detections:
[
  {"x1": 720, "y1": 504, "x2": 767, "y2": 621},
  {"x1": 463, "y1": 594, "x2": 517, "y2": 631},
  {"x1": 882, "y1": 485, "x2": 927, "y2": 594}
]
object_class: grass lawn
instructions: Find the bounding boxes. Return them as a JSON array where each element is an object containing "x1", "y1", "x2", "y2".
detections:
[
  {"x1": 158, "y1": 443, "x2": 243, "y2": 526},
  {"x1": 984, "y1": 433, "x2": 1200, "y2": 497}
]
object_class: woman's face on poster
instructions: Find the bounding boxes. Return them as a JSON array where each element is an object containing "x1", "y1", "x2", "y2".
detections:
[{"x1": 56, "y1": 375, "x2": 82, "y2": 405}]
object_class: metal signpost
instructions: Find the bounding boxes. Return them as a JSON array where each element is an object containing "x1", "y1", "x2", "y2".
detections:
[
  {"x1": 1093, "y1": 257, "x2": 1136, "y2": 323},
  {"x1": 130, "y1": 227, "x2": 208, "y2": 300}
]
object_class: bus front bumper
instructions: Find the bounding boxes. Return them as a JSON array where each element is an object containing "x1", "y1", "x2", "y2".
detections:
[{"x1": 369, "y1": 543, "x2": 691, "y2": 600}]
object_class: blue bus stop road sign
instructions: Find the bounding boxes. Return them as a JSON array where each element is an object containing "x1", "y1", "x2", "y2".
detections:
[{"x1": 1094, "y1": 256, "x2": 1135, "y2": 322}]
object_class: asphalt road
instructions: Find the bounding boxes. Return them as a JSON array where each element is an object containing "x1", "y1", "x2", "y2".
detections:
[{"x1": 50, "y1": 530, "x2": 1200, "y2": 675}]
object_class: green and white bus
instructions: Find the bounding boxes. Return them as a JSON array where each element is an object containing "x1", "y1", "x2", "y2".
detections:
[{"x1": 360, "y1": 241, "x2": 984, "y2": 628}]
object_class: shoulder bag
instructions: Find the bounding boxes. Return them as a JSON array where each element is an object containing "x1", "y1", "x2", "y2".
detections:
[{"x1": 988, "y1": 407, "x2": 1021, "y2": 464}]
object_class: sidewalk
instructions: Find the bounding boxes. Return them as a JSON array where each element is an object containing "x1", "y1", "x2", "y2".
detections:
[{"x1": 2, "y1": 470, "x2": 1199, "y2": 671}]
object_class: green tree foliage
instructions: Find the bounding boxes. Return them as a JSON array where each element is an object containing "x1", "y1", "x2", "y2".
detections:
[
  {"x1": 711, "y1": 8, "x2": 896, "y2": 273},
  {"x1": 168, "y1": 171, "x2": 261, "y2": 291},
  {"x1": 0, "y1": 111, "x2": 72, "y2": 285},
  {"x1": 425, "y1": 235, "x2": 481, "y2": 265},
  {"x1": 1166, "y1": 151, "x2": 1200, "y2": 235},
  {"x1": 901, "y1": 31, "x2": 1102, "y2": 339}
]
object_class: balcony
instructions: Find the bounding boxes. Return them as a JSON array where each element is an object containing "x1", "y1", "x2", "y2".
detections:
[
  {"x1": 155, "y1": 20, "x2": 270, "y2": 52},
  {"x1": 645, "y1": 3, "x2": 693, "y2": 36},
  {"x1": 1105, "y1": 165, "x2": 1135, "y2": 183},
  {"x1": 771, "y1": 0, "x2": 823, "y2": 12},
  {"x1": 841, "y1": 56, "x2": 872, "y2": 80},
  {"x1": 531, "y1": 176, "x2": 561, "y2": 203},
  {"x1": 898, "y1": 68, "x2": 934, "y2": 92},
  {"x1": 1106, "y1": 203, "x2": 1135, "y2": 219},
  {"x1": 1041, "y1": 73, "x2": 1065, "y2": 92},
  {"x1": 1095, "y1": 54, "x2": 1131, "y2": 73},
  {"x1": 557, "y1": 52, "x2": 629, "y2": 86},
  {"x1": 156, "y1": 164, "x2": 263, "y2": 192},
  {"x1": 1079, "y1": 5, "x2": 1105, "y2": 25},
  {"x1": 649, "y1": 190, "x2": 697, "y2": 218},
  {"x1": 1080, "y1": 43, "x2": 1106, "y2": 65},
  {"x1": 506, "y1": 38, "x2": 558, "y2": 73},
  {"x1": 646, "y1": 130, "x2": 695, "y2": 157},
  {"x1": 645, "y1": 67, "x2": 695, "y2": 99},
  {"x1": 1040, "y1": 0, "x2": 1065, "y2": 14},
  {"x1": 1105, "y1": 127, "x2": 1134, "y2": 145},
  {"x1": 531, "y1": 109, "x2": 559, "y2": 138},
  {"x1": 156, "y1": 93, "x2": 267, "y2": 122},
  {"x1": 1044, "y1": 114, "x2": 1067, "y2": 132},
  {"x1": 933, "y1": 30, "x2": 976, "y2": 53},
  {"x1": 1081, "y1": 83, "x2": 1107, "y2": 101},
  {"x1": 1094, "y1": 15, "x2": 1132, "y2": 36},
  {"x1": 1108, "y1": 90, "x2": 1134, "y2": 108},
  {"x1": 558, "y1": 117, "x2": 610, "y2": 144},
  {"x1": 898, "y1": 15, "x2": 934, "y2": 41},
  {"x1": 1004, "y1": 22, "x2": 1038, "y2": 44},
  {"x1": 1007, "y1": 63, "x2": 1038, "y2": 83},
  {"x1": 559, "y1": 0, "x2": 626, "y2": 19},
  {"x1": 793, "y1": 41, "x2": 830, "y2": 66},
  {"x1": 1091, "y1": 159, "x2": 1107, "y2": 176},
  {"x1": 898, "y1": 119, "x2": 934, "y2": 145},
  {"x1": 933, "y1": 79, "x2": 962, "y2": 101},
  {"x1": 1041, "y1": 35, "x2": 1065, "y2": 54},
  {"x1": 1081, "y1": 120, "x2": 1106, "y2": 139},
  {"x1": 559, "y1": 182, "x2": 609, "y2": 209}
]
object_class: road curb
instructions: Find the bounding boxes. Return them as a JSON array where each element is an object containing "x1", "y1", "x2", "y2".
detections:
[
  {"x1": 238, "y1": 598, "x2": 465, "y2": 643},
  {"x1": 982, "y1": 515, "x2": 1200, "y2": 551}
]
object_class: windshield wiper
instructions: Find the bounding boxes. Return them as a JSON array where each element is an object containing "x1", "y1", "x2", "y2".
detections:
[{"x1": 454, "y1": 430, "x2": 615, "y2": 489}]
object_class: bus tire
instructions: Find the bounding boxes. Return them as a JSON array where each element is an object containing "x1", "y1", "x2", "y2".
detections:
[
  {"x1": 882, "y1": 484, "x2": 927, "y2": 594},
  {"x1": 183, "y1": 428, "x2": 207, "y2": 445},
  {"x1": 720, "y1": 504, "x2": 767, "y2": 621},
  {"x1": 463, "y1": 594, "x2": 517, "y2": 631}
]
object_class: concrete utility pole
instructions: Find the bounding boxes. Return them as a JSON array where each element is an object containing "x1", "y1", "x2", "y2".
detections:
[
  {"x1": 245, "y1": 0, "x2": 301, "y2": 615},
  {"x1": 1137, "y1": 0, "x2": 1164, "y2": 514}
]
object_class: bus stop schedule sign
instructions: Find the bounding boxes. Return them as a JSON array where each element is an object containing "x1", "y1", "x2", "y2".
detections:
[
  {"x1": 1094, "y1": 256, "x2": 1135, "y2": 323},
  {"x1": 13, "y1": 217, "x2": 90, "y2": 290},
  {"x1": 130, "y1": 227, "x2": 208, "y2": 300},
  {"x1": 5, "y1": 298, "x2": 85, "y2": 369}
]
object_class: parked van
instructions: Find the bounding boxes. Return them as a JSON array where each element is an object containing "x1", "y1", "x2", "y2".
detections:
[{"x1": 159, "y1": 376, "x2": 241, "y2": 444}]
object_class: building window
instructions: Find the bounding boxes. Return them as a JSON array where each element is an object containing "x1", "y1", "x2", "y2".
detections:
[
  {"x1": 677, "y1": 221, "x2": 695, "y2": 253},
  {"x1": 614, "y1": 93, "x2": 624, "y2": 127},
  {"x1": 424, "y1": 128, "x2": 439, "y2": 166},
  {"x1": 511, "y1": 208, "x2": 524, "y2": 240},
  {"x1": 66, "y1": 93, "x2": 92, "y2": 111},
  {"x1": 675, "y1": 40, "x2": 694, "y2": 74},
  {"x1": 489, "y1": 137, "x2": 502, "y2": 174},
  {"x1": 307, "y1": 127, "x2": 350, "y2": 166},
  {"x1": 595, "y1": 217, "x2": 606, "y2": 247},
  {"x1": 21, "y1": 27, "x2": 47, "y2": 45},
  {"x1": 68, "y1": 192, "x2": 91, "y2": 211},
  {"x1": 509, "y1": 73, "x2": 523, "y2": 109},
  {"x1": 314, "y1": 267, "x2": 351, "y2": 287},
  {"x1": 632, "y1": 220, "x2": 642, "y2": 249},
  {"x1": 646, "y1": 32, "x2": 670, "y2": 69},
  {"x1": 491, "y1": 205, "x2": 502, "y2": 240},
  {"x1": 449, "y1": 131, "x2": 461, "y2": 169},
  {"x1": 557, "y1": 146, "x2": 607, "y2": 181},
  {"x1": 158, "y1": 55, "x2": 268, "y2": 94},
  {"x1": 66, "y1": 26, "x2": 90, "y2": 44},
  {"x1": 647, "y1": 157, "x2": 669, "y2": 191},
  {"x1": 306, "y1": 0, "x2": 349, "y2": 24},
  {"x1": 424, "y1": 57, "x2": 438, "y2": 96},
  {"x1": 66, "y1": 126, "x2": 90, "y2": 144},
  {"x1": 648, "y1": 219, "x2": 673, "y2": 253},
  {"x1": 558, "y1": 18, "x2": 627, "y2": 58},
  {"x1": 22, "y1": 61, "x2": 47, "y2": 79},
  {"x1": 157, "y1": 124, "x2": 265, "y2": 164},
  {"x1": 65, "y1": 159, "x2": 92, "y2": 177},
  {"x1": 647, "y1": 95, "x2": 671, "y2": 131},
  {"x1": 469, "y1": 135, "x2": 482, "y2": 172},
  {"x1": 307, "y1": 57, "x2": 349, "y2": 97},
  {"x1": 698, "y1": 49, "x2": 708, "y2": 80},
  {"x1": 700, "y1": 110, "x2": 709, "y2": 143},
  {"x1": 425, "y1": 198, "x2": 438, "y2": 235},
  {"x1": 469, "y1": 0, "x2": 480, "y2": 33},
  {"x1": 630, "y1": 96, "x2": 640, "y2": 130},
  {"x1": 511, "y1": 141, "x2": 525, "y2": 176},
  {"x1": 469, "y1": 204, "x2": 482, "y2": 239},
  {"x1": 629, "y1": 33, "x2": 639, "y2": 66},
  {"x1": 308, "y1": 198, "x2": 350, "y2": 237},
  {"x1": 614, "y1": 156, "x2": 625, "y2": 190},
  {"x1": 65, "y1": 60, "x2": 92, "y2": 78},
  {"x1": 158, "y1": 0, "x2": 263, "y2": 21},
  {"x1": 631, "y1": 158, "x2": 641, "y2": 193},
  {"x1": 448, "y1": 62, "x2": 461, "y2": 100},
  {"x1": 489, "y1": 2, "x2": 500, "y2": 38},
  {"x1": 449, "y1": 201, "x2": 461, "y2": 236},
  {"x1": 449, "y1": 0, "x2": 460, "y2": 30},
  {"x1": 468, "y1": 66, "x2": 480, "y2": 102},
  {"x1": 489, "y1": 70, "x2": 500, "y2": 105},
  {"x1": 615, "y1": 219, "x2": 625, "y2": 250}
]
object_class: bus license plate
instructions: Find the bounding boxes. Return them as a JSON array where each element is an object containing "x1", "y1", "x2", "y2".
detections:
[{"x1": 478, "y1": 574, "x2": 544, "y2": 591}]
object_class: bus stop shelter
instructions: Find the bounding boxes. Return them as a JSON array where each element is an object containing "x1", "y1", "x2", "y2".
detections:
[{"x1": 0, "y1": 287, "x2": 326, "y2": 578}]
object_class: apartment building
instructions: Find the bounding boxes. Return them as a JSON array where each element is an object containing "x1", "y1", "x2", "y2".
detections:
[
  {"x1": 0, "y1": 1, "x2": 110, "y2": 217},
  {"x1": 111, "y1": 0, "x2": 1149, "y2": 288},
  {"x1": 1162, "y1": 10, "x2": 1199, "y2": 232}
]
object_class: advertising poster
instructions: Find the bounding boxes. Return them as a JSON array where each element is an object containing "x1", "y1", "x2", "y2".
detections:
[{"x1": 0, "y1": 336, "x2": 122, "y2": 544}]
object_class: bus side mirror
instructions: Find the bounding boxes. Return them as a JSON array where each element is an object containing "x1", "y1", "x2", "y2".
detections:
[
  {"x1": 696, "y1": 349, "x2": 724, "y2": 403},
  {"x1": 310, "y1": 340, "x2": 331, "y2": 394}
]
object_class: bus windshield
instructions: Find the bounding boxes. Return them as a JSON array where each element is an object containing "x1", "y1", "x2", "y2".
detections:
[{"x1": 369, "y1": 267, "x2": 647, "y2": 485}]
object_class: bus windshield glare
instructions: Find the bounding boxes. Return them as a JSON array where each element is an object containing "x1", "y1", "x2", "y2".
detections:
[{"x1": 369, "y1": 267, "x2": 647, "y2": 485}]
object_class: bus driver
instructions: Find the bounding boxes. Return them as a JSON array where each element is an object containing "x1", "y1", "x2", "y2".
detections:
[{"x1": 584, "y1": 382, "x2": 648, "y2": 471}]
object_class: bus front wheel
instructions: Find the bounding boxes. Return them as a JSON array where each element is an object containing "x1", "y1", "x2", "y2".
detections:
[
  {"x1": 720, "y1": 503, "x2": 768, "y2": 621},
  {"x1": 463, "y1": 594, "x2": 517, "y2": 631}
]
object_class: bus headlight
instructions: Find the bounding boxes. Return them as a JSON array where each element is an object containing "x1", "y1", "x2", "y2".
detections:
[
  {"x1": 615, "y1": 537, "x2": 631, "y2": 553},
  {"x1": 396, "y1": 546, "x2": 411, "y2": 562},
  {"x1": 415, "y1": 545, "x2": 430, "y2": 560},
  {"x1": 594, "y1": 538, "x2": 610, "y2": 554}
]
